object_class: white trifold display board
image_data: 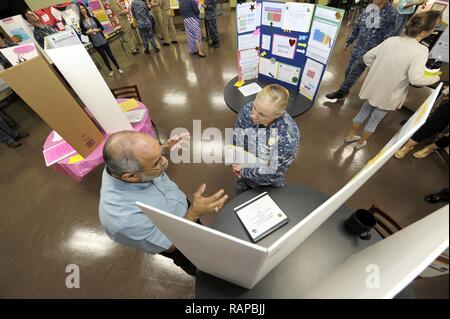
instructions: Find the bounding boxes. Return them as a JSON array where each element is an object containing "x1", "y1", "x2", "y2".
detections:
[
  {"x1": 139, "y1": 83, "x2": 442, "y2": 291},
  {"x1": 45, "y1": 44, "x2": 132, "y2": 133},
  {"x1": 302, "y1": 205, "x2": 449, "y2": 299}
]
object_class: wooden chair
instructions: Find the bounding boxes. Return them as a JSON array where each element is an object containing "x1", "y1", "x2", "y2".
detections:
[
  {"x1": 367, "y1": 205, "x2": 403, "y2": 239},
  {"x1": 368, "y1": 205, "x2": 449, "y2": 279},
  {"x1": 110, "y1": 85, "x2": 142, "y2": 102},
  {"x1": 0, "y1": 88, "x2": 19, "y2": 128},
  {"x1": 110, "y1": 85, "x2": 160, "y2": 142}
]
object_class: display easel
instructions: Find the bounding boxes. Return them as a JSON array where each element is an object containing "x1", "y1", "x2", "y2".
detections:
[{"x1": 225, "y1": 1, "x2": 345, "y2": 117}]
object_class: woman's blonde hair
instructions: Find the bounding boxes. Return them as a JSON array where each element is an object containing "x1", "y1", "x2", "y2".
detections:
[{"x1": 255, "y1": 84, "x2": 290, "y2": 113}]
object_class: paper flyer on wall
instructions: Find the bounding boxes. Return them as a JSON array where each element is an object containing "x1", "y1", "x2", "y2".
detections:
[
  {"x1": 306, "y1": 5, "x2": 343, "y2": 65},
  {"x1": 277, "y1": 62, "x2": 301, "y2": 86},
  {"x1": 313, "y1": 5, "x2": 344, "y2": 22},
  {"x1": 271, "y1": 34, "x2": 297, "y2": 59},
  {"x1": 237, "y1": 2, "x2": 258, "y2": 34},
  {"x1": 261, "y1": 1, "x2": 285, "y2": 28},
  {"x1": 239, "y1": 48, "x2": 259, "y2": 67},
  {"x1": 238, "y1": 33, "x2": 260, "y2": 51},
  {"x1": 306, "y1": 19, "x2": 338, "y2": 64},
  {"x1": 261, "y1": 34, "x2": 271, "y2": 51},
  {"x1": 299, "y1": 58, "x2": 325, "y2": 100},
  {"x1": 259, "y1": 57, "x2": 279, "y2": 78},
  {"x1": 281, "y1": 2, "x2": 314, "y2": 32},
  {"x1": 241, "y1": 65, "x2": 259, "y2": 80},
  {"x1": 238, "y1": 48, "x2": 259, "y2": 80},
  {"x1": 0, "y1": 43, "x2": 39, "y2": 66},
  {"x1": 61, "y1": 7, "x2": 79, "y2": 26},
  {"x1": 0, "y1": 15, "x2": 35, "y2": 44}
]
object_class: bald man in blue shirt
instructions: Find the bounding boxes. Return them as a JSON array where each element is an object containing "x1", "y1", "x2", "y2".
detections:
[{"x1": 99, "y1": 131, "x2": 228, "y2": 275}]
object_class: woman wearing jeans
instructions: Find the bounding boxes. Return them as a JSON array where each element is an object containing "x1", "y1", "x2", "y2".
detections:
[
  {"x1": 78, "y1": 3, "x2": 123, "y2": 77},
  {"x1": 344, "y1": 10, "x2": 441, "y2": 150}
]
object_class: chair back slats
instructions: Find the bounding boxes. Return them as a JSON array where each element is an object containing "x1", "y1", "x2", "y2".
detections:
[
  {"x1": 368, "y1": 205, "x2": 403, "y2": 239},
  {"x1": 111, "y1": 85, "x2": 142, "y2": 102}
]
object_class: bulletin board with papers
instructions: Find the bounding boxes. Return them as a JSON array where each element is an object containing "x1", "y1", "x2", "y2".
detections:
[{"x1": 236, "y1": 1, "x2": 344, "y2": 103}]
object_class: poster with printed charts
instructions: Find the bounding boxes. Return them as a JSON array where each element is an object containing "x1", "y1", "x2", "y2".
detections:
[
  {"x1": 306, "y1": 19, "x2": 338, "y2": 64},
  {"x1": 299, "y1": 58, "x2": 324, "y2": 100},
  {"x1": 261, "y1": 1, "x2": 285, "y2": 28}
]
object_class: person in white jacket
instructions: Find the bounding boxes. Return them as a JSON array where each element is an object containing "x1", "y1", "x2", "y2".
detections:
[{"x1": 344, "y1": 10, "x2": 442, "y2": 150}]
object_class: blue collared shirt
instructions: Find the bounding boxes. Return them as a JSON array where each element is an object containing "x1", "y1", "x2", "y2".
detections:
[
  {"x1": 233, "y1": 102, "x2": 300, "y2": 188},
  {"x1": 99, "y1": 169, "x2": 188, "y2": 254}
]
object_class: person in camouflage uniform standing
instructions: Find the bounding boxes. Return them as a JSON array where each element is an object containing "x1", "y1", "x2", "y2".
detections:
[
  {"x1": 232, "y1": 85, "x2": 300, "y2": 194},
  {"x1": 131, "y1": 0, "x2": 160, "y2": 53},
  {"x1": 203, "y1": 0, "x2": 220, "y2": 48},
  {"x1": 326, "y1": 0, "x2": 398, "y2": 100}
]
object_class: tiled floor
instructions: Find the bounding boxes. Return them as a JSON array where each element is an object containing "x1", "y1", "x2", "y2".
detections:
[{"x1": 0, "y1": 8, "x2": 448, "y2": 298}]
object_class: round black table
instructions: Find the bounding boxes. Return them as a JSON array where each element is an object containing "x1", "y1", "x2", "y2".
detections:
[
  {"x1": 224, "y1": 76, "x2": 314, "y2": 118},
  {"x1": 196, "y1": 185, "x2": 415, "y2": 298}
]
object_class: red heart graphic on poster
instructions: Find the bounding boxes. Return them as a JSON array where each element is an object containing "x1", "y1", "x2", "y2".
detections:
[{"x1": 289, "y1": 39, "x2": 296, "y2": 47}]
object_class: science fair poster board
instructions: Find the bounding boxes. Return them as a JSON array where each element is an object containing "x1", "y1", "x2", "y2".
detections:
[
  {"x1": 138, "y1": 85, "x2": 442, "y2": 290},
  {"x1": 303, "y1": 205, "x2": 449, "y2": 299},
  {"x1": 46, "y1": 44, "x2": 132, "y2": 133},
  {"x1": 0, "y1": 15, "x2": 35, "y2": 44},
  {"x1": 236, "y1": 1, "x2": 344, "y2": 103}
]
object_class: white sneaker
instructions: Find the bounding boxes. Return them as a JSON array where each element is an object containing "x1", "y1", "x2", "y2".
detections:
[
  {"x1": 118, "y1": 69, "x2": 124, "y2": 74},
  {"x1": 109, "y1": 71, "x2": 114, "y2": 77},
  {"x1": 344, "y1": 135, "x2": 361, "y2": 143}
]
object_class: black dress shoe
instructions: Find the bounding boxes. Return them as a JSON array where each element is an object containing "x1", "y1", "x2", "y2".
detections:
[
  {"x1": 171, "y1": 40, "x2": 178, "y2": 44},
  {"x1": 424, "y1": 191, "x2": 449, "y2": 204},
  {"x1": 162, "y1": 42, "x2": 170, "y2": 46},
  {"x1": 144, "y1": 48, "x2": 150, "y2": 54},
  {"x1": 326, "y1": 89, "x2": 349, "y2": 100}
]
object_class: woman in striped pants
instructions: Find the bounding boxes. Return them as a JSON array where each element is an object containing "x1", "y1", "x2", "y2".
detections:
[{"x1": 179, "y1": 0, "x2": 206, "y2": 57}]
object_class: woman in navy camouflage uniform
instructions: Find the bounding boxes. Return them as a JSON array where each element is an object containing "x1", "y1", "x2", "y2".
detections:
[
  {"x1": 203, "y1": 0, "x2": 219, "y2": 48},
  {"x1": 131, "y1": 0, "x2": 160, "y2": 54},
  {"x1": 232, "y1": 85, "x2": 300, "y2": 194}
]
